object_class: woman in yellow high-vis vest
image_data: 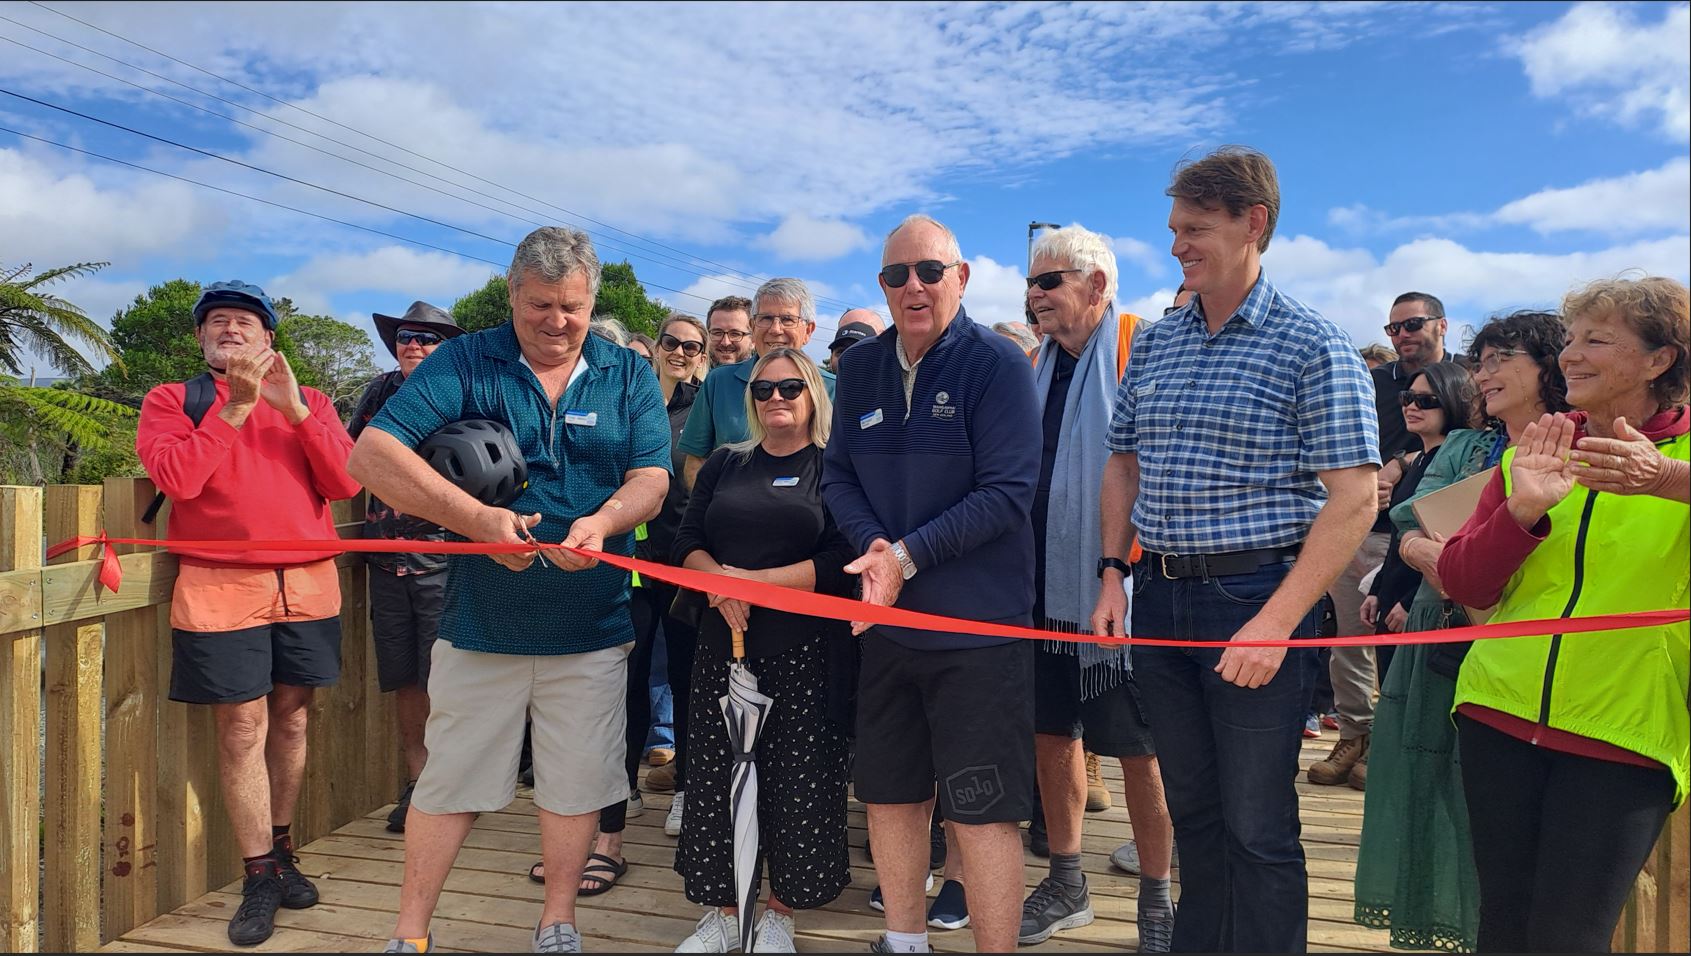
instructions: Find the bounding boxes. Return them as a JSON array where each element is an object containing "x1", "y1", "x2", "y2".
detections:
[{"x1": 1440, "y1": 276, "x2": 1690, "y2": 953}]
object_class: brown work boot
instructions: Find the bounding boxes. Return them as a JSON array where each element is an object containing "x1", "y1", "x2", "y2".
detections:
[
  {"x1": 1307, "y1": 733, "x2": 1368, "y2": 786},
  {"x1": 1085, "y1": 751, "x2": 1111, "y2": 812},
  {"x1": 644, "y1": 760, "x2": 677, "y2": 793},
  {"x1": 1348, "y1": 749, "x2": 1369, "y2": 790}
]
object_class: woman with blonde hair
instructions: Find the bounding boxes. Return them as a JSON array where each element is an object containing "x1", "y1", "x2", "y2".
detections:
[{"x1": 670, "y1": 347, "x2": 858, "y2": 953}]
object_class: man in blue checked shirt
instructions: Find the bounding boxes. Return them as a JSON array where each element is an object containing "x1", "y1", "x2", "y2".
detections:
[{"x1": 1090, "y1": 147, "x2": 1379, "y2": 954}]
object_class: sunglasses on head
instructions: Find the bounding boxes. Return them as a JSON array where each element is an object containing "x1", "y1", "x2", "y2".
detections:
[
  {"x1": 1384, "y1": 316, "x2": 1436, "y2": 336},
  {"x1": 1026, "y1": 269, "x2": 1081, "y2": 291},
  {"x1": 880, "y1": 259, "x2": 961, "y2": 288},
  {"x1": 395, "y1": 329, "x2": 443, "y2": 346},
  {"x1": 658, "y1": 333, "x2": 703, "y2": 357},
  {"x1": 1399, "y1": 391, "x2": 1442, "y2": 410},
  {"x1": 750, "y1": 378, "x2": 806, "y2": 402}
]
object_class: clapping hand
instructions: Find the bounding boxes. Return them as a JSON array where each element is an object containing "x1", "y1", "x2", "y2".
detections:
[
  {"x1": 1506, "y1": 413, "x2": 1577, "y2": 528},
  {"x1": 1569, "y1": 418, "x2": 1668, "y2": 496}
]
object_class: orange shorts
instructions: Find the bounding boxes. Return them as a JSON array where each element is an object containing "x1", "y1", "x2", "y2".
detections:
[{"x1": 170, "y1": 559, "x2": 342, "y2": 634}]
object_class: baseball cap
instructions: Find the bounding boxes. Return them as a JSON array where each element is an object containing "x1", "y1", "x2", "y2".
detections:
[{"x1": 828, "y1": 321, "x2": 877, "y2": 352}]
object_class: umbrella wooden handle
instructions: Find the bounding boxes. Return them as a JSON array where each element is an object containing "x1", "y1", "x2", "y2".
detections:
[{"x1": 732, "y1": 628, "x2": 745, "y2": 660}]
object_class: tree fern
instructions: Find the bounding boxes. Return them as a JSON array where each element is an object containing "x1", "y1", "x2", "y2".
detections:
[{"x1": 0, "y1": 261, "x2": 122, "y2": 376}]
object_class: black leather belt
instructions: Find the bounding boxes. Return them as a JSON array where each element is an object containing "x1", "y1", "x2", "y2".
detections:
[{"x1": 1145, "y1": 546, "x2": 1301, "y2": 580}]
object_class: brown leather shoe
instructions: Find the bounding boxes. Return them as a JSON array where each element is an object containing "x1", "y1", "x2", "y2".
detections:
[
  {"x1": 644, "y1": 761, "x2": 677, "y2": 793},
  {"x1": 647, "y1": 747, "x2": 675, "y2": 767},
  {"x1": 1348, "y1": 750, "x2": 1369, "y2": 790},
  {"x1": 1307, "y1": 733, "x2": 1368, "y2": 786},
  {"x1": 1085, "y1": 752, "x2": 1112, "y2": 812}
]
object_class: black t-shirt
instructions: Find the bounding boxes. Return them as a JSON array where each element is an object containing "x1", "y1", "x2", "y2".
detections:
[
  {"x1": 1370, "y1": 357, "x2": 1453, "y2": 532},
  {"x1": 671, "y1": 443, "x2": 855, "y2": 659},
  {"x1": 640, "y1": 380, "x2": 698, "y2": 563},
  {"x1": 1031, "y1": 348, "x2": 1077, "y2": 622},
  {"x1": 1370, "y1": 443, "x2": 1441, "y2": 623}
]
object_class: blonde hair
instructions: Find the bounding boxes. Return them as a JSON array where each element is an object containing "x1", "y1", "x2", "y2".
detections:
[
  {"x1": 729, "y1": 347, "x2": 832, "y2": 460},
  {"x1": 1562, "y1": 274, "x2": 1690, "y2": 407},
  {"x1": 659, "y1": 312, "x2": 709, "y2": 384}
]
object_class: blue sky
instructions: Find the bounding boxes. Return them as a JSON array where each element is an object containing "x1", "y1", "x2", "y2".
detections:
[{"x1": 2, "y1": 0, "x2": 1687, "y2": 375}]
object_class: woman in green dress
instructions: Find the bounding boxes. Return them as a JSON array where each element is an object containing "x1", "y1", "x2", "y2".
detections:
[{"x1": 1355, "y1": 311, "x2": 1569, "y2": 951}]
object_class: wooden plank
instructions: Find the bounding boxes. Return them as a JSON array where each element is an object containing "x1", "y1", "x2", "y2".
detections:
[
  {"x1": 154, "y1": 599, "x2": 206, "y2": 914},
  {"x1": 0, "y1": 485, "x2": 44, "y2": 954},
  {"x1": 103, "y1": 477, "x2": 159, "y2": 556},
  {"x1": 102, "y1": 483, "x2": 163, "y2": 942},
  {"x1": 42, "y1": 621, "x2": 104, "y2": 952}
]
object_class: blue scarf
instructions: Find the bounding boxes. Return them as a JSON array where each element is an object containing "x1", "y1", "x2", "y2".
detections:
[{"x1": 1032, "y1": 308, "x2": 1133, "y2": 698}]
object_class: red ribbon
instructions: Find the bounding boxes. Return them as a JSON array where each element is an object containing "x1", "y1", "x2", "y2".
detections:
[{"x1": 44, "y1": 533, "x2": 1690, "y2": 649}]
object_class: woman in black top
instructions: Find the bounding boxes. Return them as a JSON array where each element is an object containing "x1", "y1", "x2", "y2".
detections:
[
  {"x1": 670, "y1": 348, "x2": 857, "y2": 953},
  {"x1": 1360, "y1": 362, "x2": 1479, "y2": 679}
]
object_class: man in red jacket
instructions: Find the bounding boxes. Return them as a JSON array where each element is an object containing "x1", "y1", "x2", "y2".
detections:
[{"x1": 136, "y1": 280, "x2": 362, "y2": 947}]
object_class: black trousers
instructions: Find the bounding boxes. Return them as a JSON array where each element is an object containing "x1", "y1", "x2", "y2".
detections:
[
  {"x1": 674, "y1": 636, "x2": 850, "y2": 910},
  {"x1": 599, "y1": 580, "x2": 697, "y2": 833},
  {"x1": 1457, "y1": 715, "x2": 1673, "y2": 953}
]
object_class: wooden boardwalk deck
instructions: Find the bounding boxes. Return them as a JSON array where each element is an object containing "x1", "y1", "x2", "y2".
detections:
[{"x1": 102, "y1": 737, "x2": 1394, "y2": 954}]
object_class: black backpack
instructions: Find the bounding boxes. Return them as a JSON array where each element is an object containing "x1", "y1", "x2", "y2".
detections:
[{"x1": 140, "y1": 372, "x2": 306, "y2": 524}]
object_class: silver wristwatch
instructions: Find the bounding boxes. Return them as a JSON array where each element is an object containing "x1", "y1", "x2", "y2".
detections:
[{"x1": 890, "y1": 540, "x2": 917, "y2": 580}]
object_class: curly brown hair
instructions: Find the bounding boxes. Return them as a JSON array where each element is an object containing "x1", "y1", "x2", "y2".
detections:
[{"x1": 1562, "y1": 276, "x2": 1690, "y2": 408}]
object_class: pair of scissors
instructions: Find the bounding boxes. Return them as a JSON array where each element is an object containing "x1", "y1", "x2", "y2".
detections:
[{"x1": 519, "y1": 523, "x2": 550, "y2": 568}]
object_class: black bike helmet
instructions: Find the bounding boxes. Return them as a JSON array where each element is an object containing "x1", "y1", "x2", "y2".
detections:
[{"x1": 417, "y1": 419, "x2": 529, "y2": 507}]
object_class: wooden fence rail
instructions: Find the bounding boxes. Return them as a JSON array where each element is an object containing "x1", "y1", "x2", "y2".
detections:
[
  {"x1": 1, "y1": 478, "x2": 399, "y2": 952},
  {"x1": 0, "y1": 479, "x2": 1684, "y2": 951}
]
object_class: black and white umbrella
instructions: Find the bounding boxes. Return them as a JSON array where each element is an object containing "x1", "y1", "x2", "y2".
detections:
[{"x1": 719, "y1": 627, "x2": 774, "y2": 953}]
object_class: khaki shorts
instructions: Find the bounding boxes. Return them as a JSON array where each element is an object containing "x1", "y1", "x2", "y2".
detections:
[{"x1": 412, "y1": 641, "x2": 631, "y2": 817}]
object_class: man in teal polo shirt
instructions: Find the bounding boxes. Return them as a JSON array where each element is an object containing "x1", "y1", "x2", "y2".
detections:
[
  {"x1": 677, "y1": 276, "x2": 836, "y2": 489},
  {"x1": 349, "y1": 226, "x2": 671, "y2": 955}
]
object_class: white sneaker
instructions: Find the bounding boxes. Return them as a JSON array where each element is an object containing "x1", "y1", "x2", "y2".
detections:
[
  {"x1": 665, "y1": 791, "x2": 685, "y2": 837},
  {"x1": 675, "y1": 909, "x2": 738, "y2": 952},
  {"x1": 753, "y1": 911, "x2": 796, "y2": 953},
  {"x1": 628, "y1": 789, "x2": 645, "y2": 818}
]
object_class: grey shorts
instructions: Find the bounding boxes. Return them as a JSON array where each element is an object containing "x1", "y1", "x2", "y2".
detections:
[
  {"x1": 410, "y1": 640, "x2": 632, "y2": 817},
  {"x1": 368, "y1": 568, "x2": 445, "y2": 692}
]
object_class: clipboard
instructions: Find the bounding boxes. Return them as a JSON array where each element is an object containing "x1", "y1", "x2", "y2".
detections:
[{"x1": 1411, "y1": 466, "x2": 1497, "y2": 623}]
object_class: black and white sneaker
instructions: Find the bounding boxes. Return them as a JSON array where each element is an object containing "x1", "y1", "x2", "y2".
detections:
[{"x1": 1017, "y1": 876, "x2": 1094, "y2": 946}]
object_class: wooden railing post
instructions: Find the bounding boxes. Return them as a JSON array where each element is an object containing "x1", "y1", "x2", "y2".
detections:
[
  {"x1": 42, "y1": 486, "x2": 105, "y2": 952},
  {"x1": 0, "y1": 486, "x2": 44, "y2": 953},
  {"x1": 101, "y1": 477, "x2": 162, "y2": 939}
]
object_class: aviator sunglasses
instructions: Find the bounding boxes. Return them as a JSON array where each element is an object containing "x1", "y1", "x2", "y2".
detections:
[
  {"x1": 750, "y1": 378, "x2": 807, "y2": 402},
  {"x1": 880, "y1": 259, "x2": 961, "y2": 288}
]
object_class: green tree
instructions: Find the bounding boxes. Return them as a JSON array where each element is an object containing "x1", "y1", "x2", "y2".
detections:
[
  {"x1": 450, "y1": 261, "x2": 670, "y2": 337},
  {"x1": 0, "y1": 261, "x2": 121, "y2": 376},
  {"x1": 0, "y1": 380, "x2": 139, "y2": 483},
  {"x1": 277, "y1": 313, "x2": 380, "y2": 413},
  {"x1": 451, "y1": 274, "x2": 510, "y2": 333}
]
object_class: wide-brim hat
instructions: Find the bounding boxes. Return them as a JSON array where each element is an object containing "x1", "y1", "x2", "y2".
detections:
[{"x1": 373, "y1": 301, "x2": 466, "y2": 358}]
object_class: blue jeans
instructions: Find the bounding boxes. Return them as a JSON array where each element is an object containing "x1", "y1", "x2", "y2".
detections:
[
  {"x1": 1131, "y1": 560, "x2": 1319, "y2": 953},
  {"x1": 646, "y1": 626, "x2": 675, "y2": 751}
]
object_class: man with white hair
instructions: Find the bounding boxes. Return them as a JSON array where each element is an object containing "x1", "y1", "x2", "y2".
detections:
[
  {"x1": 824, "y1": 214, "x2": 1041, "y2": 954},
  {"x1": 1018, "y1": 225, "x2": 1176, "y2": 951},
  {"x1": 677, "y1": 277, "x2": 835, "y2": 489},
  {"x1": 351, "y1": 226, "x2": 672, "y2": 954}
]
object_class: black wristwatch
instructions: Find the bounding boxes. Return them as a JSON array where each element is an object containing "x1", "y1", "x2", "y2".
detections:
[{"x1": 1097, "y1": 556, "x2": 1131, "y2": 579}]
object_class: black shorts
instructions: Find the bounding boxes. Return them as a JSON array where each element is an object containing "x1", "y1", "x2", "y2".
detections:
[
  {"x1": 369, "y1": 568, "x2": 446, "y2": 692},
  {"x1": 1032, "y1": 650, "x2": 1157, "y2": 758},
  {"x1": 169, "y1": 617, "x2": 342, "y2": 705},
  {"x1": 854, "y1": 633, "x2": 1034, "y2": 824}
]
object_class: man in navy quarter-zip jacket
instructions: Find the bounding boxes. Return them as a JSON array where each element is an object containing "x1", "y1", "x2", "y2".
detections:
[{"x1": 823, "y1": 213, "x2": 1040, "y2": 954}]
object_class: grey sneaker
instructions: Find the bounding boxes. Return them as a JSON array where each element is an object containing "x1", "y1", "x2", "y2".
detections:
[
  {"x1": 384, "y1": 934, "x2": 432, "y2": 953},
  {"x1": 1110, "y1": 839, "x2": 1179, "y2": 875},
  {"x1": 1018, "y1": 876, "x2": 1094, "y2": 945},
  {"x1": 1138, "y1": 904, "x2": 1176, "y2": 954},
  {"x1": 534, "y1": 921, "x2": 581, "y2": 953}
]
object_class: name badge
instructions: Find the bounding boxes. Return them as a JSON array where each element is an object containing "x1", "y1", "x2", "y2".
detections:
[
  {"x1": 860, "y1": 408, "x2": 884, "y2": 429},
  {"x1": 772, "y1": 476, "x2": 800, "y2": 488},
  {"x1": 564, "y1": 410, "x2": 598, "y2": 427}
]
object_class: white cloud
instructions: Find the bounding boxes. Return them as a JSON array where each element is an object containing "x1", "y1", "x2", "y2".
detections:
[
  {"x1": 962, "y1": 255, "x2": 1035, "y2": 330},
  {"x1": 1265, "y1": 232, "x2": 1691, "y2": 347},
  {"x1": 755, "y1": 215, "x2": 873, "y2": 262},
  {"x1": 0, "y1": 147, "x2": 226, "y2": 267},
  {"x1": 1512, "y1": 2, "x2": 1690, "y2": 139},
  {"x1": 1493, "y1": 157, "x2": 1691, "y2": 236},
  {"x1": 1106, "y1": 235, "x2": 1168, "y2": 277},
  {"x1": 1120, "y1": 289, "x2": 1182, "y2": 323},
  {"x1": 1329, "y1": 157, "x2": 1691, "y2": 239},
  {"x1": 268, "y1": 246, "x2": 497, "y2": 315}
]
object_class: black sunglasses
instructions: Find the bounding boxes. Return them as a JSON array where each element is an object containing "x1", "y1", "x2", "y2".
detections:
[
  {"x1": 1026, "y1": 269, "x2": 1081, "y2": 291},
  {"x1": 658, "y1": 333, "x2": 703, "y2": 357},
  {"x1": 395, "y1": 329, "x2": 443, "y2": 346},
  {"x1": 1399, "y1": 391, "x2": 1442, "y2": 410},
  {"x1": 880, "y1": 259, "x2": 961, "y2": 288},
  {"x1": 1384, "y1": 316, "x2": 1436, "y2": 336},
  {"x1": 750, "y1": 378, "x2": 806, "y2": 402}
]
